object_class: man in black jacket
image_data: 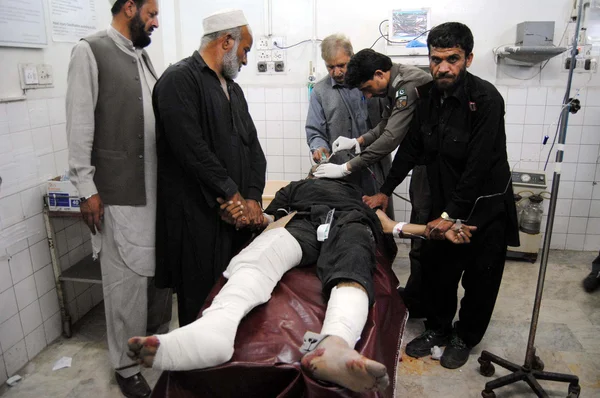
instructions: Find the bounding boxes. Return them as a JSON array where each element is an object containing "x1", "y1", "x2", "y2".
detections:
[
  {"x1": 153, "y1": 9, "x2": 267, "y2": 326},
  {"x1": 365, "y1": 22, "x2": 520, "y2": 369}
]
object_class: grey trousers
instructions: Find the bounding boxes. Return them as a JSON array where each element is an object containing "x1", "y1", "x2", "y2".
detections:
[{"x1": 99, "y1": 221, "x2": 172, "y2": 378}]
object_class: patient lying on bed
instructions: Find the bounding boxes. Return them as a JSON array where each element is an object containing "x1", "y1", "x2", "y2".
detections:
[{"x1": 127, "y1": 152, "x2": 474, "y2": 393}]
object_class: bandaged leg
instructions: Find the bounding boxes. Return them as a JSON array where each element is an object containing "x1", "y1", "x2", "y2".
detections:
[
  {"x1": 128, "y1": 228, "x2": 302, "y2": 371},
  {"x1": 301, "y1": 284, "x2": 389, "y2": 392}
]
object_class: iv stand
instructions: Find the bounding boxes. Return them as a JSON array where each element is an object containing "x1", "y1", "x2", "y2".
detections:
[{"x1": 477, "y1": 0, "x2": 585, "y2": 397}]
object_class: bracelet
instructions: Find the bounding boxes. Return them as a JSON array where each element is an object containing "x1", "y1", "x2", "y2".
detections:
[{"x1": 392, "y1": 222, "x2": 406, "y2": 238}]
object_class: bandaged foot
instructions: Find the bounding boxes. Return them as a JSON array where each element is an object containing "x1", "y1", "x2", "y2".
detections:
[
  {"x1": 129, "y1": 228, "x2": 302, "y2": 371},
  {"x1": 301, "y1": 335, "x2": 389, "y2": 392}
]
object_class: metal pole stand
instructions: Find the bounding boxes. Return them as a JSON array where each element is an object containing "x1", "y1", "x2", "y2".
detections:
[{"x1": 477, "y1": 1, "x2": 586, "y2": 396}]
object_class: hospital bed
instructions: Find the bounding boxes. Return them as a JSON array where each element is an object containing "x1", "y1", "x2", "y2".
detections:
[{"x1": 150, "y1": 182, "x2": 407, "y2": 398}]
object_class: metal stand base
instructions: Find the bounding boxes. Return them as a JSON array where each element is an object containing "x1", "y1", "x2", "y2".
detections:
[{"x1": 478, "y1": 350, "x2": 580, "y2": 398}]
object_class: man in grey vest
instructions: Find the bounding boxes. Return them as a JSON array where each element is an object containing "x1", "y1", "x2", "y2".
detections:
[
  {"x1": 305, "y1": 34, "x2": 390, "y2": 212},
  {"x1": 66, "y1": 1, "x2": 171, "y2": 396}
]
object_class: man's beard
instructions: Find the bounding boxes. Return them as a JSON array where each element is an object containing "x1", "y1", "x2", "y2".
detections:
[
  {"x1": 222, "y1": 40, "x2": 241, "y2": 79},
  {"x1": 434, "y1": 65, "x2": 467, "y2": 92},
  {"x1": 130, "y1": 12, "x2": 151, "y2": 48}
]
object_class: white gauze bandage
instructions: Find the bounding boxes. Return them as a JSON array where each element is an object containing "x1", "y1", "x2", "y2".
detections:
[
  {"x1": 320, "y1": 285, "x2": 369, "y2": 348},
  {"x1": 152, "y1": 228, "x2": 302, "y2": 371}
]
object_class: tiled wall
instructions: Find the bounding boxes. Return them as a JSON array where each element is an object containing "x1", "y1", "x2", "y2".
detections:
[
  {"x1": 242, "y1": 84, "x2": 600, "y2": 251},
  {"x1": 0, "y1": 98, "x2": 99, "y2": 384}
]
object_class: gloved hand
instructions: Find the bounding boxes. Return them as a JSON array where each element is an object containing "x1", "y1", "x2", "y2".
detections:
[
  {"x1": 313, "y1": 162, "x2": 351, "y2": 179},
  {"x1": 332, "y1": 136, "x2": 361, "y2": 154}
]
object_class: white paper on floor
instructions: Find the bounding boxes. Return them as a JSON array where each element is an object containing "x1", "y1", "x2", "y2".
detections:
[
  {"x1": 52, "y1": 356, "x2": 72, "y2": 371},
  {"x1": 6, "y1": 375, "x2": 22, "y2": 387},
  {"x1": 431, "y1": 345, "x2": 443, "y2": 360}
]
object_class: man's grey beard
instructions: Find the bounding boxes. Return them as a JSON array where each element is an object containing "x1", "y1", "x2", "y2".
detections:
[{"x1": 222, "y1": 41, "x2": 241, "y2": 79}]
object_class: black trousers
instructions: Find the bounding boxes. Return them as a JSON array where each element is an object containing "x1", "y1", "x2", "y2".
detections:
[
  {"x1": 285, "y1": 208, "x2": 377, "y2": 305},
  {"x1": 421, "y1": 215, "x2": 507, "y2": 347}
]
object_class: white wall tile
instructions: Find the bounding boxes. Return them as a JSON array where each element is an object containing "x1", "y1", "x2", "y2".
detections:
[
  {"x1": 565, "y1": 233, "x2": 585, "y2": 250},
  {"x1": 520, "y1": 143, "x2": 541, "y2": 161},
  {"x1": 587, "y1": 217, "x2": 600, "y2": 235},
  {"x1": 43, "y1": 311, "x2": 62, "y2": 344},
  {"x1": 561, "y1": 163, "x2": 577, "y2": 181},
  {"x1": 0, "y1": 288, "x2": 18, "y2": 325},
  {"x1": 550, "y1": 233, "x2": 567, "y2": 250},
  {"x1": 55, "y1": 230, "x2": 68, "y2": 258},
  {"x1": 525, "y1": 107, "x2": 545, "y2": 125},
  {"x1": 555, "y1": 199, "x2": 572, "y2": 216},
  {"x1": 76, "y1": 290, "x2": 93, "y2": 319},
  {"x1": 283, "y1": 121, "x2": 301, "y2": 139},
  {"x1": 67, "y1": 296, "x2": 78, "y2": 323},
  {"x1": 3, "y1": 339, "x2": 27, "y2": 377},
  {"x1": 571, "y1": 199, "x2": 591, "y2": 218},
  {"x1": 34, "y1": 264, "x2": 55, "y2": 298},
  {"x1": 31, "y1": 126, "x2": 54, "y2": 156},
  {"x1": 300, "y1": 86, "x2": 309, "y2": 103},
  {"x1": 67, "y1": 244, "x2": 86, "y2": 266},
  {"x1": 544, "y1": 105, "x2": 562, "y2": 125},
  {"x1": 282, "y1": 87, "x2": 300, "y2": 103},
  {"x1": 505, "y1": 105, "x2": 526, "y2": 124},
  {"x1": 14, "y1": 275, "x2": 37, "y2": 311},
  {"x1": 26, "y1": 213, "x2": 47, "y2": 246},
  {"x1": 583, "y1": 107, "x2": 600, "y2": 126},
  {"x1": 300, "y1": 103, "x2": 309, "y2": 121},
  {"x1": 507, "y1": 87, "x2": 527, "y2": 105},
  {"x1": 0, "y1": 194, "x2": 25, "y2": 228},
  {"x1": 565, "y1": 125, "x2": 583, "y2": 144},
  {"x1": 283, "y1": 139, "x2": 301, "y2": 156},
  {"x1": 563, "y1": 144, "x2": 580, "y2": 163},
  {"x1": 553, "y1": 216, "x2": 569, "y2": 233},
  {"x1": 248, "y1": 103, "x2": 266, "y2": 121},
  {"x1": 59, "y1": 253, "x2": 70, "y2": 272},
  {"x1": 27, "y1": 100, "x2": 50, "y2": 129},
  {"x1": 24, "y1": 325, "x2": 46, "y2": 361},
  {"x1": 283, "y1": 156, "x2": 301, "y2": 173},
  {"x1": 20, "y1": 187, "x2": 43, "y2": 219},
  {"x1": 265, "y1": 121, "x2": 283, "y2": 138},
  {"x1": 578, "y1": 145, "x2": 599, "y2": 163},
  {"x1": 267, "y1": 172, "x2": 284, "y2": 180},
  {"x1": 0, "y1": 260, "x2": 11, "y2": 293},
  {"x1": 0, "y1": 353, "x2": 6, "y2": 385},
  {"x1": 266, "y1": 156, "x2": 284, "y2": 173},
  {"x1": 29, "y1": 239, "x2": 51, "y2": 273},
  {"x1": 573, "y1": 181, "x2": 594, "y2": 200},
  {"x1": 546, "y1": 87, "x2": 564, "y2": 106},
  {"x1": 20, "y1": 300, "x2": 42, "y2": 336},
  {"x1": 569, "y1": 106, "x2": 585, "y2": 126},
  {"x1": 265, "y1": 103, "x2": 283, "y2": 121},
  {"x1": 39, "y1": 289, "x2": 59, "y2": 322},
  {"x1": 65, "y1": 223, "x2": 83, "y2": 251},
  {"x1": 90, "y1": 284, "x2": 103, "y2": 306},
  {"x1": 586, "y1": 88, "x2": 600, "y2": 107},
  {"x1": 506, "y1": 143, "x2": 521, "y2": 161},
  {"x1": 505, "y1": 124, "x2": 523, "y2": 143},
  {"x1": 53, "y1": 149, "x2": 69, "y2": 176},
  {"x1": 7, "y1": 102, "x2": 30, "y2": 133},
  {"x1": 593, "y1": 184, "x2": 600, "y2": 200},
  {"x1": 9, "y1": 248, "x2": 32, "y2": 285},
  {"x1": 254, "y1": 120, "x2": 266, "y2": 139},
  {"x1": 266, "y1": 138, "x2": 283, "y2": 155},
  {"x1": 265, "y1": 88, "x2": 282, "y2": 102},
  {"x1": 584, "y1": 234, "x2": 600, "y2": 251},
  {"x1": 576, "y1": 163, "x2": 596, "y2": 182},
  {"x1": 527, "y1": 87, "x2": 547, "y2": 105},
  {"x1": 10, "y1": 130, "x2": 34, "y2": 155},
  {"x1": 47, "y1": 98, "x2": 66, "y2": 126},
  {"x1": 37, "y1": 153, "x2": 57, "y2": 182},
  {"x1": 590, "y1": 200, "x2": 600, "y2": 217},
  {"x1": 245, "y1": 87, "x2": 265, "y2": 102},
  {"x1": 568, "y1": 217, "x2": 588, "y2": 234},
  {"x1": 0, "y1": 314, "x2": 23, "y2": 353},
  {"x1": 522, "y1": 125, "x2": 543, "y2": 143},
  {"x1": 580, "y1": 126, "x2": 600, "y2": 145},
  {"x1": 282, "y1": 103, "x2": 300, "y2": 120},
  {"x1": 50, "y1": 123, "x2": 67, "y2": 152}
]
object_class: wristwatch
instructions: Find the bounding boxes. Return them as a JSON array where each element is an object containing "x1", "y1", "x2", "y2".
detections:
[{"x1": 80, "y1": 194, "x2": 95, "y2": 203}]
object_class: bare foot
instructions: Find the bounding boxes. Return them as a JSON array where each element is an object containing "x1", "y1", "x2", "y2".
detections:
[
  {"x1": 127, "y1": 336, "x2": 160, "y2": 368},
  {"x1": 300, "y1": 335, "x2": 389, "y2": 392}
]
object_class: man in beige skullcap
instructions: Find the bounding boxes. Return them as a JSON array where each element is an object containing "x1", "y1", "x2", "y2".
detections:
[
  {"x1": 66, "y1": 1, "x2": 172, "y2": 396},
  {"x1": 151, "y1": 9, "x2": 266, "y2": 327}
]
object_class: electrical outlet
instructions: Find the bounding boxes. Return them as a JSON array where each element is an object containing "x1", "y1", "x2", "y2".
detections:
[
  {"x1": 271, "y1": 50, "x2": 284, "y2": 62},
  {"x1": 257, "y1": 50, "x2": 271, "y2": 62},
  {"x1": 257, "y1": 37, "x2": 270, "y2": 50},
  {"x1": 257, "y1": 62, "x2": 267, "y2": 73},
  {"x1": 37, "y1": 64, "x2": 53, "y2": 86},
  {"x1": 270, "y1": 36, "x2": 284, "y2": 50},
  {"x1": 274, "y1": 61, "x2": 285, "y2": 72}
]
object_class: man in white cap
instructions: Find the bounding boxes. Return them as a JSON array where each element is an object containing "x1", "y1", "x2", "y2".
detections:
[
  {"x1": 152, "y1": 9, "x2": 267, "y2": 327},
  {"x1": 66, "y1": 1, "x2": 172, "y2": 397}
]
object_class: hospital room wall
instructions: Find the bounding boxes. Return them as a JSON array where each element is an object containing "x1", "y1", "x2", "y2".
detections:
[
  {"x1": 176, "y1": 0, "x2": 600, "y2": 252},
  {"x1": 0, "y1": 0, "x2": 169, "y2": 382}
]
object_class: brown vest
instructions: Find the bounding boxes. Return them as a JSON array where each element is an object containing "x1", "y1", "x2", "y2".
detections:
[{"x1": 83, "y1": 31, "x2": 156, "y2": 205}]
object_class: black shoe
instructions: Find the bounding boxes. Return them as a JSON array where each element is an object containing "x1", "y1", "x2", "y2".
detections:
[
  {"x1": 405, "y1": 329, "x2": 450, "y2": 358},
  {"x1": 582, "y1": 271, "x2": 600, "y2": 292},
  {"x1": 115, "y1": 372, "x2": 151, "y2": 398},
  {"x1": 440, "y1": 333, "x2": 472, "y2": 369}
]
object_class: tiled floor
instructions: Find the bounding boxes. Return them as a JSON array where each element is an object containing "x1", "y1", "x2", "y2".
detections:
[{"x1": 1, "y1": 246, "x2": 599, "y2": 397}]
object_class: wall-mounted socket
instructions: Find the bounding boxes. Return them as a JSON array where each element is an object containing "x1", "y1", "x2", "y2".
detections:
[
  {"x1": 19, "y1": 63, "x2": 54, "y2": 89},
  {"x1": 271, "y1": 50, "x2": 284, "y2": 62},
  {"x1": 270, "y1": 36, "x2": 284, "y2": 49},
  {"x1": 256, "y1": 37, "x2": 270, "y2": 50},
  {"x1": 257, "y1": 62, "x2": 267, "y2": 73},
  {"x1": 257, "y1": 50, "x2": 272, "y2": 62},
  {"x1": 563, "y1": 55, "x2": 598, "y2": 73},
  {"x1": 274, "y1": 61, "x2": 285, "y2": 72},
  {"x1": 37, "y1": 64, "x2": 53, "y2": 85}
]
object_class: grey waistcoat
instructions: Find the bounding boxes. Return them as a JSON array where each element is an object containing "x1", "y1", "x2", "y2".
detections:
[
  {"x1": 312, "y1": 77, "x2": 383, "y2": 143},
  {"x1": 83, "y1": 31, "x2": 151, "y2": 205}
]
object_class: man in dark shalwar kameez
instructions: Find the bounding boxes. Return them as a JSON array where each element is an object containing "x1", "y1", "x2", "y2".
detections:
[{"x1": 152, "y1": 9, "x2": 267, "y2": 326}]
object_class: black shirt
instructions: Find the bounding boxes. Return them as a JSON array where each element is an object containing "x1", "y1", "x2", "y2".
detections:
[{"x1": 380, "y1": 72, "x2": 519, "y2": 243}]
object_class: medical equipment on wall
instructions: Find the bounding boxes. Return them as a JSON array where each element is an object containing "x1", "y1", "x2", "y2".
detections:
[
  {"x1": 384, "y1": 8, "x2": 431, "y2": 68},
  {"x1": 506, "y1": 169, "x2": 548, "y2": 263}
]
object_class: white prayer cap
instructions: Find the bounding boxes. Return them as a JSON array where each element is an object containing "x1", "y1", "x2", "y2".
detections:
[{"x1": 203, "y1": 9, "x2": 248, "y2": 36}]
